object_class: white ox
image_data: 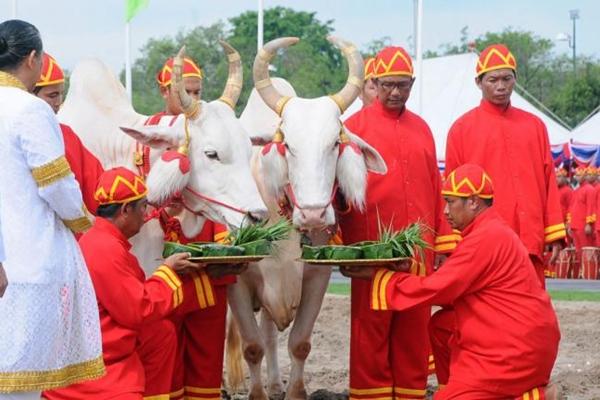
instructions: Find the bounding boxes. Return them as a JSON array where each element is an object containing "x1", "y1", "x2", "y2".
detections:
[
  {"x1": 226, "y1": 37, "x2": 387, "y2": 400},
  {"x1": 58, "y1": 42, "x2": 267, "y2": 271}
]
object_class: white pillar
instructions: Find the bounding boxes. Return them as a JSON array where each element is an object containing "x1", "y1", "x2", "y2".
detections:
[
  {"x1": 414, "y1": 0, "x2": 424, "y2": 114},
  {"x1": 125, "y1": 22, "x2": 132, "y2": 101},
  {"x1": 257, "y1": 0, "x2": 264, "y2": 51}
]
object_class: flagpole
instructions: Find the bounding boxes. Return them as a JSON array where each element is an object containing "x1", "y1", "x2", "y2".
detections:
[
  {"x1": 11, "y1": 0, "x2": 17, "y2": 18},
  {"x1": 125, "y1": 22, "x2": 132, "y2": 101},
  {"x1": 257, "y1": 0, "x2": 264, "y2": 52},
  {"x1": 414, "y1": 0, "x2": 424, "y2": 114}
]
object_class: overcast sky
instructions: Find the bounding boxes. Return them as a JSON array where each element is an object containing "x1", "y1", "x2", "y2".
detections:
[{"x1": 1, "y1": 0, "x2": 597, "y2": 74}]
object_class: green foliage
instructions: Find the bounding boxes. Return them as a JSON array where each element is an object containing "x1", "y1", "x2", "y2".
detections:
[{"x1": 130, "y1": 7, "x2": 349, "y2": 115}]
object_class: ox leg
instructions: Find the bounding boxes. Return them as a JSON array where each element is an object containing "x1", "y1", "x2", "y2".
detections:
[
  {"x1": 285, "y1": 265, "x2": 332, "y2": 400},
  {"x1": 228, "y1": 282, "x2": 268, "y2": 400},
  {"x1": 260, "y1": 310, "x2": 285, "y2": 399}
]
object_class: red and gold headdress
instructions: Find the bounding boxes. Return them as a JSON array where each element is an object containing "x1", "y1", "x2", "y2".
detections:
[
  {"x1": 574, "y1": 166, "x2": 587, "y2": 176},
  {"x1": 373, "y1": 46, "x2": 413, "y2": 78},
  {"x1": 476, "y1": 44, "x2": 517, "y2": 76},
  {"x1": 442, "y1": 164, "x2": 494, "y2": 199},
  {"x1": 156, "y1": 56, "x2": 203, "y2": 87},
  {"x1": 94, "y1": 167, "x2": 148, "y2": 205},
  {"x1": 35, "y1": 53, "x2": 65, "y2": 87},
  {"x1": 364, "y1": 57, "x2": 376, "y2": 81}
]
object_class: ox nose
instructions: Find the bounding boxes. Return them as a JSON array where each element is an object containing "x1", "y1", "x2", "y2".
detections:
[{"x1": 299, "y1": 207, "x2": 327, "y2": 227}]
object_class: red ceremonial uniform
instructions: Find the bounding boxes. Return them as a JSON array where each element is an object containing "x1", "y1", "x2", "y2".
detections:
[
  {"x1": 558, "y1": 184, "x2": 573, "y2": 223},
  {"x1": 371, "y1": 208, "x2": 560, "y2": 399},
  {"x1": 143, "y1": 111, "x2": 232, "y2": 400},
  {"x1": 44, "y1": 217, "x2": 186, "y2": 399},
  {"x1": 445, "y1": 98, "x2": 566, "y2": 284},
  {"x1": 341, "y1": 97, "x2": 457, "y2": 399},
  {"x1": 596, "y1": 181, "x2": 600, "y2": 246},
  {"x1": 60, "y1": 123, "x2": 104, "y2": 214},
  {"x1": 569, "y1": 181, "x2": 596, "y2": 249}
]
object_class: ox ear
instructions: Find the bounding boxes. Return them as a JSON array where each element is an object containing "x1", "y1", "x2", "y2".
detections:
[
  {"x1": 336, "y1": 130, "x2": 387, "y2": 212},
  {"x1": 346, "y1": 131, "x2": 387, "y2": 175},
  {"x1": 120, "y1": 125, "x2": 182, "y2": 149}
]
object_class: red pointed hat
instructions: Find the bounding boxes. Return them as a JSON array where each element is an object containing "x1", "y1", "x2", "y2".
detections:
[
  {"x1": 35, "y1": 53, "x2": 65, "y2": 87},
  {"x1": 94, "y1": 167, "x2": 148, "y2": 205},
  {"x1": 476, "y1": 44, "x2": 517, "y2": 76},
  {"x1": 373, "y1": 46, "x2": 413, "y2": 78},
  {"x1": 442, "y1": 164, "x2": 494, "y2": 199},
  {"x1": 156, "y1": 56, "x2": 203, "y2": 87},
  {"x1": 364, "y1": 57, "x2": 376, "y2": 80}
]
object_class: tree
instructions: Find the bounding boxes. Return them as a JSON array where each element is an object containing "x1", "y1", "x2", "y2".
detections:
[{"x1": 129, "y1": 7, "x2": 351, "y2": 115}]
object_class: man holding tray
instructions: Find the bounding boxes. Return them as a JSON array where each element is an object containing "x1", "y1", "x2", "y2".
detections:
[
  {"x1": 44, "y1": 167, "x2": 205, "y2": 400},
  {"x1": 341, "y1": 45, "x2": 459, "y2": 400},
  {"x1": 342, "y1": 164, "x2": 560, "y2": 400}
]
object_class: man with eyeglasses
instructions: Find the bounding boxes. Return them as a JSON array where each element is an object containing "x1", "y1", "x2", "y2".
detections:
[
  {"x1": 431, "y1": 43, "x2": 566, "y2": 392},
  {"x1": 340, "y1": 46, "x2": 458, "y2": 400}
]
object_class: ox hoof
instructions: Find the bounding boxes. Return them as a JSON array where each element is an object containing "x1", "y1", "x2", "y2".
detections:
[
  {"x1": 249, "y1": 387, "x2": 269, "y2": 400},
  {"x1": 285, "y1": 382, "x2": 307, "y2": 400},
  {"x1": 268, "y1": 381, "x2": 285, "y2": 400}
]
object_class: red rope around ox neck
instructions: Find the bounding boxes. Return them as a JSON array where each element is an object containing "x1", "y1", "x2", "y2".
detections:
[{"x1": 183, "y1": 186, "x2": 248, "y2": 216}]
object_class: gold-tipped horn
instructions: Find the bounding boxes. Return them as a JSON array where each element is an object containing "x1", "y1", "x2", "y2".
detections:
[
  {"x1": 327, "y1": 36, "x2": 364, "y2": 113},
  {"x1": 172, "y1": 46, "x2": 201, "y2": 120},
  {"x1": 218, "y1": 40, "x2": 243, "y2": 109},
  {"x1": 252, "y1": 37, "x2": 299, "y2": 116}
]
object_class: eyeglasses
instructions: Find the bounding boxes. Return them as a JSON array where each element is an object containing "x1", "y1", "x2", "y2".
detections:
[{"x1": 378, "y1": 80, "x2": 413, "y2": 91}]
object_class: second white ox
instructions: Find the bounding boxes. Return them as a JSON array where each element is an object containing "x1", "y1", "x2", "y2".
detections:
[
  {"x1": 226, "y1": 36, "x2": 387, "y2": 400},
  {"x1": 58, "y1": 42, "x2": 267, "y2": 271}
]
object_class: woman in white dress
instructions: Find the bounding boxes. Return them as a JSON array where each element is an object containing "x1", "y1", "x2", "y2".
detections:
[{"x1": 0, "y1": 19, "x2": 104, "y2": 399}]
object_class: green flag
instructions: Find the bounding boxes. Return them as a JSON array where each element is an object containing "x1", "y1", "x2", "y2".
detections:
[{"x1": 125, "y1": 0, "x2": 149, "y2": 22}]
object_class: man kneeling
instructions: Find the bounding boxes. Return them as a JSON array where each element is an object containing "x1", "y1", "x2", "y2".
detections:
[
  {"x1": 342, "y1": 164, "x2": 560, "y2": 399},
  {"x1": 45, "y1": 167, "x2": 202, "y2": 399}
]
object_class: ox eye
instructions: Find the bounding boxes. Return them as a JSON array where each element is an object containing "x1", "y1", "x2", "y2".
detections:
[{"x1": 204, "y1": 150, "x2": 220, "y2": 161}]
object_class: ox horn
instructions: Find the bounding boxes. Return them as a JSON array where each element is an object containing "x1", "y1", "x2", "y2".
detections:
[
  {"x1": 172, "y1": 46, "x2": 201, "y2": 120},
  {"x1": 328, "y1": 36, "x2": 364, "y2": 113},
  {"x1": 253, "y1": 37, "x2": 300, "y2": 116},
  {"x1": 218, "y1": 40, "x2": 243, "y2": 109}
]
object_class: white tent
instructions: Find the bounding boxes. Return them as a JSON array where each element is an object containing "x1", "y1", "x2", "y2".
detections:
[
  {"x1": 571, "y1": 111, "x2": 600, "y2": 145},
  {"x1": 344, "y1": 52, "x2": 572, "y2": 160}
]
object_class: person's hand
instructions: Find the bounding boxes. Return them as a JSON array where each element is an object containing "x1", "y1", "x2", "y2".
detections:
[
  {"x1": 389, "y1": 258, "x2": 413, "y2": 272},
  {"x1": 339, "y1": 266, "x2": 376, "y2": 280},
  {"x1": 163, "y1": 252, "x2": 203, "y2": 274},
  {"x1": 585, "y1": 223, "x2": 593, "y2": 236},
  {"x1": 548, "y1": 241, "x2": 564, "y2": 265},
  {"x1": 434, "y1": 254, "x2": 448, "y2": 271},
  {"x1": 0, "y1": 263, "x2": 7, "y2": 298},
  {"x1": 206, "y1": 263, "x2": 249, "y2": 279}
]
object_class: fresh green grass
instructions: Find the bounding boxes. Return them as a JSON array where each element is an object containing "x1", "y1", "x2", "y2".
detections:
[
  {"x1": 327, "y1": 283, "x2": 600, "y2": 302},
  {"x1": 547, "y1": 290, "x2": 600, "y2": 302},
  {"x1": 327, "y1": 282, "x2": 350, "y2": 296}
]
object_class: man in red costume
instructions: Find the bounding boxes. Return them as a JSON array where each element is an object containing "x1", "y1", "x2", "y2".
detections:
[
  {"x1": 44, "y1": 167, "x2": 205, "y2": 399},
  {"x1": 344, "y1": 164, "x2": 560, "y2": 400},
  {"x1": 341, "y1": 46, "x2": 458, "y2": 400},
  {"x1": 595, "y1": 167, "x2": 600, "y2": 246},
  {"x1": 569, "y1": 166, "x2": 596, "y2": 252},
  {"x1": 556, "y1": 168, "x2": 573, "y2": 227},
  {"x1": 144, "y1": 56, "x2": 233, "y2": 400},
  {"x1": 359, "y1": 57, "x2": 377, "y2": 108},
  {"x1": 446, "y1": 44, "x2": 565, "y2": 285},
  {"x1": 34, "y1": 52, "x2": 104, "y2": 214},
  {"x1": 431, "y1": 44, "x2": 565, "y2": 392}
]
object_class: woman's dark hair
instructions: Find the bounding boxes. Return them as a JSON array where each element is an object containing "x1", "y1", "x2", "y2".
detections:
[{"x1": 0, "y1": 19, "x2": 43, "y2": 71}]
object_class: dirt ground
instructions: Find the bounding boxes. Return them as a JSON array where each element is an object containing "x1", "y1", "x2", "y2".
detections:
[{"x1": 227, "y1": 294, "x2": 600, "y2": 400}]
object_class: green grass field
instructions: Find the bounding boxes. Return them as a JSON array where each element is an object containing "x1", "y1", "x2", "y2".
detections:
[{"x1": 327, "y1": 283, "x2": 600, "y2": 302}]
